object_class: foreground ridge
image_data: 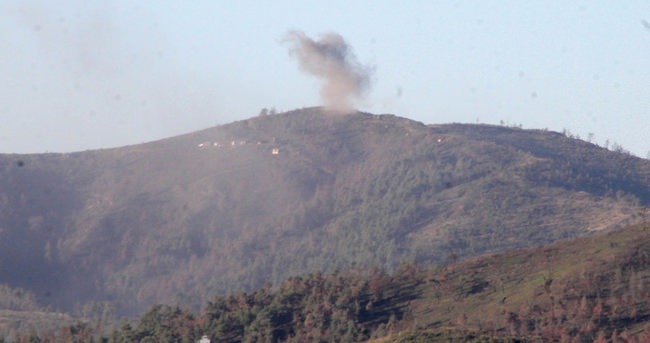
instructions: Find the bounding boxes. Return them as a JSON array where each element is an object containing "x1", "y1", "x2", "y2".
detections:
[{"x1": 4, "y1": 223, "x2": 649, "y2": 341}]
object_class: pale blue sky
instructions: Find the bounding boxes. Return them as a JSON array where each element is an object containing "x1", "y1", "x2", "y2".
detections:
[{"x1": 1, "y1": 1, "x2": 649, "y2": 156}]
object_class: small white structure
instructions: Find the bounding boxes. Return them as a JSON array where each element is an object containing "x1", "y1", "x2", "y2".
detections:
[
  {"x1": 271, "y1": 148, "x2": 280, "y2": 155},
  {"x1": 199, "y1": 335, "x2": 210, "y2": 343}
]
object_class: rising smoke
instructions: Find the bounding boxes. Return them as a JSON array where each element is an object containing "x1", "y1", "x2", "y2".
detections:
[{"x1": 284, "y1": 30, "x2": 373, "y2": 113}]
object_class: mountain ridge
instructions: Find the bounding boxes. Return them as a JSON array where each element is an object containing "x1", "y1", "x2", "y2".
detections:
[{"x1": 1, "y1": 107, "x2": 649, "y2": 314}]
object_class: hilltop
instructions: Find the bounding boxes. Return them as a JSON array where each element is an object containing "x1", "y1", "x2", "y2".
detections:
[{"x1": 1, "y1": 107, "x2": 649, "y2": 314}]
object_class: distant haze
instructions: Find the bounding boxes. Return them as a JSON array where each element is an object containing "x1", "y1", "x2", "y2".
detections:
[{"x1": 285, "y1": 31, "x2": 373, "y2": 113}]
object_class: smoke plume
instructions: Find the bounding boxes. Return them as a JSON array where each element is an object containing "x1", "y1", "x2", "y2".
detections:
[{"x1": 285, "y1": 30, "x2": 373, "y2": 113}]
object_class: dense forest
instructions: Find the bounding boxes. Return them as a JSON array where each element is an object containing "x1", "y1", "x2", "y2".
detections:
[{"x1": 3, "y1": 223, "x2": 649, "y2": 342}]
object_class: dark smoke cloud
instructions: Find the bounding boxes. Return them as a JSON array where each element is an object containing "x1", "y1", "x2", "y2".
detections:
[{"x1": 284, "y1": 30, "x2": 373, "y2": 113}]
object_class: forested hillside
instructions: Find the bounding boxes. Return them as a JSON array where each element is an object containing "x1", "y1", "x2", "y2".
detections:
[
  {"x1": 5, "y1": 223, "x2": 649, "y2": 342},
  {"x1": 1, "y1": 107, "x2": 649, "y2": 315}
]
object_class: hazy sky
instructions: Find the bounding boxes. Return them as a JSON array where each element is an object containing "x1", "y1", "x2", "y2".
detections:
[{"x1": 2, "y1": 1, "x2": 649, "y2": 156}]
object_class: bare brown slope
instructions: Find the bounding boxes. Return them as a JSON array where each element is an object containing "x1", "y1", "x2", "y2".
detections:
[
  {"x1": 0, "y1": 107, "x2": 648, "y2": 314},
  {"x1": 391, "y1": 222, "x2": 650, "y2": 341}
]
